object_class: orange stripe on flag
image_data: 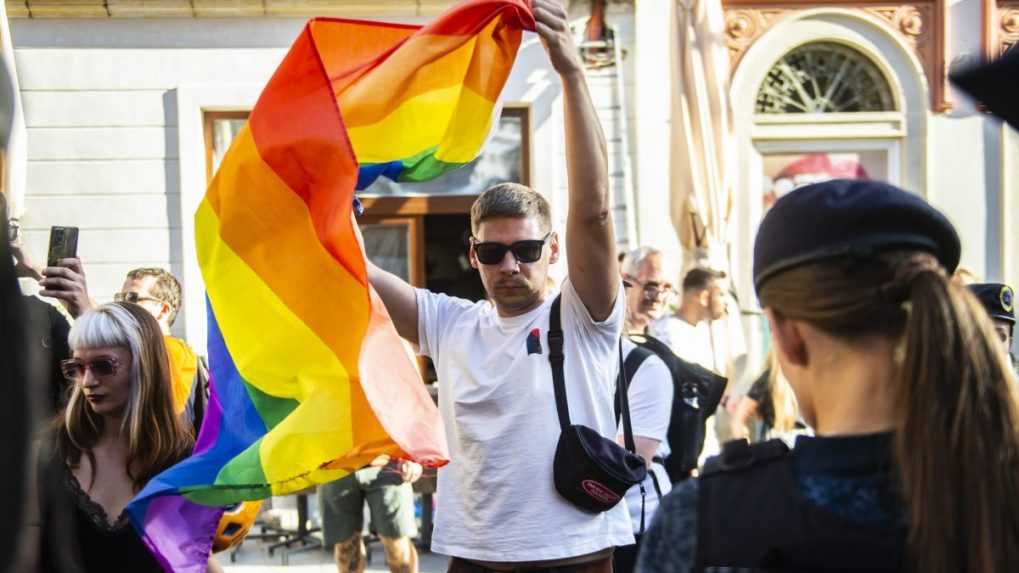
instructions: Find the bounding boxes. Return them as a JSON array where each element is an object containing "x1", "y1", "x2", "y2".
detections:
[
  {"x1": 205, "y1": 128, "x2": 396, "y2": 459},
  {"x1": 309, "y1": 18, "x2": 418, "y2": 96},
  {"x1": 331, "y1": 20, "x2": 521, "y2": 129},
  {"x1": 206, "y1": 127, "x2": 370, "y2": 391}
]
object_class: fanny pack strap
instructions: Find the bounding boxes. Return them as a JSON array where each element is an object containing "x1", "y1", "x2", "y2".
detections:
[
  {"x1": 547, "y1": 295, "x2": 636, "y2": 452},
  {"x1": 548, "y1": 295, "x2": 572, "y2": 431}
]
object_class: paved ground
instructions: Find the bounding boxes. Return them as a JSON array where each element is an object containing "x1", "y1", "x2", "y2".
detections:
[{"x1": 221, "y1": 538, "x2": 449, "y2": 572}]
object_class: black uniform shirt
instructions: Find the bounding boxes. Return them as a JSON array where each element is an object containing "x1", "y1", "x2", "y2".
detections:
[{"x1": 636, "y1": 433, "x2": 902, "y2": 572}]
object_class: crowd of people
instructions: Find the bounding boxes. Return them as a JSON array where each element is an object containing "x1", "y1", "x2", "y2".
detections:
[{"x1": 3, "y1": 1, "x2": 1019, "y2": 572}]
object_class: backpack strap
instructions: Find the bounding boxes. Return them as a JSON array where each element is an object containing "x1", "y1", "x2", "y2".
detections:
[
  {"x1": 615, "y1": 344, "x2": 654, "y2": 424},
  {"x1": 617, "y1": 339, "x2": 637, "y2": 454},
  {"x1": 547, "y1": 295, "x2": 571, "y2": 430},
  {"x1": 615, "y1": 338, "x2": 646, "y2": 534}
]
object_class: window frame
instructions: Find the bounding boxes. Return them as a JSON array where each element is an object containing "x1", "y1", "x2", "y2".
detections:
[
  {"x1": 203, "y1": 110, "x2": 250, "y2": 183},
  {"x1": 753, "y1": 40, "x2": 900, "y2": 115}
]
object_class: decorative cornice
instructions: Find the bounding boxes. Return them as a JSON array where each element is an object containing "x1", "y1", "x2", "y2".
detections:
[
  {"x1": 722, "y1": 0, "x2": 952, "y2": 112},
  {"x1": 6, "y1": 0, "x2": 460, "y2": 18},
  {"x1": 985, "y1": 0, "x2": 1019, "y2": 58}
]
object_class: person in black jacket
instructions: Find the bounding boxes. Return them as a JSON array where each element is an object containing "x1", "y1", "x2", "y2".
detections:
[
  {"x1": 4, "y1": 191, "x2": 77, "y2": 416},
  {"x1": 638, "y1": 179, "x2": 1019, "y2": 573}
]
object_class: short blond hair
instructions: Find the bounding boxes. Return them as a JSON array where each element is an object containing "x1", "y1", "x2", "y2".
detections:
[
  {"x1": 126, "y1": 267, "x2": 182, "y2": 326},
  {"x1": 470, "y1": 182, "x2": 551, "y2": 236}
]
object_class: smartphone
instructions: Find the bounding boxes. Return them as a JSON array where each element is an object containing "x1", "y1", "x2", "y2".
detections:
[{"x1": 47, "y1": 226, "x2": 79, "y2": 267}]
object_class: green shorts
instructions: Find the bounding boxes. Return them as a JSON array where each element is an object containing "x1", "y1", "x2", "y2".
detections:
[{"x1": 318, "y1": 466, "x2": 417, "y2": 546}]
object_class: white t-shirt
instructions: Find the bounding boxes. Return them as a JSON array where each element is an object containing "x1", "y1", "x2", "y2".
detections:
[
  {"x1": 417, "y1": 278, "x2": 633, "y2": 562},
  {"x1": 648, "y1": 316, "x2": 716, "y2": 372},
  {"x1": 618, "y1": 340, "x2": 673, "y2": 536}
]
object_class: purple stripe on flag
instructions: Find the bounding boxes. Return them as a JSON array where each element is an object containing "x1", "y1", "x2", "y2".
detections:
[{"x1": 135, "y1": 495, "x2": 223, "y2": 573}]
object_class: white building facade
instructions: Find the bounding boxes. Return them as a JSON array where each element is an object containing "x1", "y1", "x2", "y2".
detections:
[{"x1": 10, "y1": 0, "x2": 1018, "y2": 364}]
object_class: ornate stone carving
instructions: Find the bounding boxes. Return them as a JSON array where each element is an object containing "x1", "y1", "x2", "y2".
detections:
[
  {"x1": 865, "y1": 5, "x2": 933, "y2": 70},
  {"x1": 999, "y1": 2, "x2": 1019, "y2": 54},
  {"x1": 897, "y1": 6, "x2": 925, "y2": 36},
  {"x1": 723, "y1": 0, "x2": 951, "y2": 112},
  {"x1": 724, "y1": 8, "x2": 789, "y2": 65}
]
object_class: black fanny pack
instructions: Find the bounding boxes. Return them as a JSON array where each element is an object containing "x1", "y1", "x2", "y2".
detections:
[{"x1": 548, "y1": 295, "x2": 647, "y2": 513}]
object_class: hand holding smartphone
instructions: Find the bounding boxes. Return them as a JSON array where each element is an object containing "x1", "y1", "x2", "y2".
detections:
[{"x1": 41, "y1": 226, "x2": 94, "y2": 318}]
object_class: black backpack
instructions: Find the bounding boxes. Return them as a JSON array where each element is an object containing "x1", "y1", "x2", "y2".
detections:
[{"x1": 618, "y1": 334, "x2": 728, "y2": 483}]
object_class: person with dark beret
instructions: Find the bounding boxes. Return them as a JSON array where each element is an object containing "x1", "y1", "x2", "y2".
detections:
[
  {"x1": 968, "y1": 282, "x2": 1015, "y2": 366},
  {"x1": 637, "y1": 179, "x2": 1019, "y2": 573}
]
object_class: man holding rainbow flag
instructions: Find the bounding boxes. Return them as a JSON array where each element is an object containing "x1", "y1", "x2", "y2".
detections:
[
  {"x1": 122, "y1": 0, "x2": 628, "y2": 571},
  {"x1": 369, "y1": 1, "x2": 630, "y2": 571}
]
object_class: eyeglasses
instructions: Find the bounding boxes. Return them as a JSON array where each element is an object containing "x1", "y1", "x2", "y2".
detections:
[
  {"x1": 114, "y1": 291, "x2": 162, "y2": 305},
  {"x1": 60, "y1": 356, "x2": 121, "y2": 381},
  {"x1": 470, "y1": 233, "x2": 551, "y2": 265},
  {"x1": 623, "y1": 277, "x2": 676, "y2": 299}
]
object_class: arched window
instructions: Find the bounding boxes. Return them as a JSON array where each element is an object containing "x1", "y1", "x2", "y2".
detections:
[{"x1": 755, "y1": 42, "x2": 896, "y2": 114}]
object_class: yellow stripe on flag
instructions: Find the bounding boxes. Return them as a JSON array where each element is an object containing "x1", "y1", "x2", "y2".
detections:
[
  {"x1": 197, "y1": 201, "x2": 359, "y2": 483},
  {"x1": 346, "y1": 84, "x2": 496, "y2": 165}
]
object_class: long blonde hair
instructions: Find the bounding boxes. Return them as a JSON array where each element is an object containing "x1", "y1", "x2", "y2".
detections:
[
  {"x1": 60, "y1": 302, "x2": 192, "y2": 490},
  {"x1": 760, "y1": 251, "x2": 1019, "y2": 572},
  {"x1": 764, "y1": 351, "x2": 798, "y2": 434}
]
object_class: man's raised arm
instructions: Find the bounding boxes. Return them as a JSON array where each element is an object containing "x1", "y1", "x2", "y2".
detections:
[{"x1": 534, "y1": 0, "x2": 618, "y2": 321}]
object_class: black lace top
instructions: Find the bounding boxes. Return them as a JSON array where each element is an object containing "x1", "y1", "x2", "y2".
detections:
[{"x1": 39, "y1": 457, "x2": 164, "y2": 573}]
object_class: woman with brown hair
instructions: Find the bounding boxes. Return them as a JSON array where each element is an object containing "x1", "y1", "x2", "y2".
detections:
[
  {"x1": 638, "y1": 179, "x2": 1019, "y2": 572},
  {"x1": 24, "y1": 302, "x2": 221, "y2": 572}
]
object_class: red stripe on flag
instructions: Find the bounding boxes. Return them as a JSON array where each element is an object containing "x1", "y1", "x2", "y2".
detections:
[{"x1": 248, "y1": 25, "x2": 367, "y2": 286}]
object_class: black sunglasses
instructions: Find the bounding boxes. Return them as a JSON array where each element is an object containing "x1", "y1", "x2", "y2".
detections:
[
  {"x1": 61, "y1": 356, "x2": 121, "y2": 381},
  {"x1": 471, "y1": 233, "x2": 551, "y2": 265}
]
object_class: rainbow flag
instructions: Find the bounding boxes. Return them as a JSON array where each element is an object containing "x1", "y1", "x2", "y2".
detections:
[{"x1": 127, "y1": 2, "x2": 534, "y2": 570}]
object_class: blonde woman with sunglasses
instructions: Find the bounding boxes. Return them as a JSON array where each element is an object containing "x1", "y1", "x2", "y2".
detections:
[{"x1": 22, "y1": 302, "x2": 223, "y2": 572}]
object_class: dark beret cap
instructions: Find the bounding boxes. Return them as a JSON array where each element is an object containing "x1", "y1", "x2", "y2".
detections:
[
  {"x1": 968, "y1": 283, "x2": 1015, "y2": 324},
  {"x1": 753, "y1": 179, "x2": 961, "y2": 294}
]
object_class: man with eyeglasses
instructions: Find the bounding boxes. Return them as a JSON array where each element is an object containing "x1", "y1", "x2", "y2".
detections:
[
  {"x1": 613, "y1": 246, "x2": 676, "y2": 572},
  {"x1": 621, "y1": 247, "x2": 677, "y2": 334},
  {"x1": 115, "y1": 267, "x2": 207, "y2": 427},
  {"x1": 365, "y1": 2, "x2": 630, "y2": 570}
]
